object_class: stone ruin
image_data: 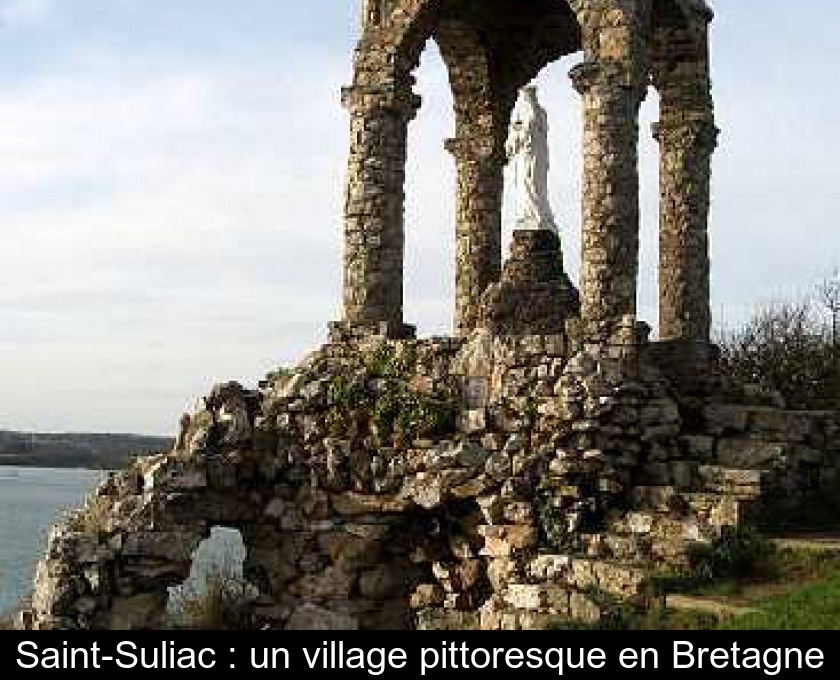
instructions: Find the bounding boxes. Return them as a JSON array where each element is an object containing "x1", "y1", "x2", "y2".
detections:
[{"x1": 24, "y1": 0, "x2": 840, "y2": 630}]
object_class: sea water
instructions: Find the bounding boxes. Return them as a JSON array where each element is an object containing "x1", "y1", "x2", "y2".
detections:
[{"x1": 0, "y1": 467, "x2": 102, "y2": 614}]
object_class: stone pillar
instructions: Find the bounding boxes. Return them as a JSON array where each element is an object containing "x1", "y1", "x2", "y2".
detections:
[
  {"x1": 569, "y1": 1, "x2": 651, "y2": 341},
  {"x1": 652, "y1": 13, "x2": 718, "y2": 343},
  {"x1": 445, "y1": 136, "x2": 505, "y2": 337},
  {"x1": 340, "y1": 85, "x2": 420, "y2": 339},
  {"x1": 654, "y1": 116, "x2": 718, "y2": 342},
  {"x1": 362, "y1": 0, "x2": 381, "y2": 27}
]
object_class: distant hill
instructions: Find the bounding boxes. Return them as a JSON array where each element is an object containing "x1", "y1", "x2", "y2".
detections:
[{"x1": 0, "y1": 431, "x2": 174, "y2": 470}]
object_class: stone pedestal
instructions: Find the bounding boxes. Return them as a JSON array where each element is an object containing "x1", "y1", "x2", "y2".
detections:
[
  {"x1": 645, "y1": 339, "x2": 721, "y2": 399},
  {"x1": 479, "y1": 230, "x2": 580, "y2": 336},
  {"x1": 329, "y1": 320, "x2": 417, "y2": 344}
]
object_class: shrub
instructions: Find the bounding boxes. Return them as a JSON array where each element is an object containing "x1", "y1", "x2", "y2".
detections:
[
  {"x1": 685, "y1": 526, "x2": 775, "y2": 583},
  {"x1": 717, "y1": 281, "x2": 840, "y2": 410},
  {"x1": 325, "y1": 345, "x2": 458, "y2": 449},
  {"x1": 535, "y1": 476, "x2": 608, "y2": 554},
  {"x1": 365, "y1": 343, "x2": 416, "y2": 379}
]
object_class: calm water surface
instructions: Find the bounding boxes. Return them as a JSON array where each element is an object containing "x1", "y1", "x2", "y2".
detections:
[{"x1": 0, "y1": 467, "x2": 102, "y2": 614}]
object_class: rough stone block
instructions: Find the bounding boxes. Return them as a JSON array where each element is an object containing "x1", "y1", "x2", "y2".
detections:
[
  {"x1": 286, "y1": 604, "x2": 359, "y2": 631},
  {"x1": 479, "y1": 525, "x2": 537, "y2": 558},
  {"x1": 410, "y1": 584, "x2": 445, "y2": 610},
  {"x1": 504, "y1": 584, "x2": 545, "y2": 611},
  {"x1": 717, "y1": 440, "x2": 787, "y2": 469},
  {"x1": 108, "y1": 594, "x2": 167, "y2": 631},
  {"x1": 122, "y1": 531, "x2": 202, "y2": 563},
  {"x1": 704, "y1": 404, "x2": 748, "y2": 435}
]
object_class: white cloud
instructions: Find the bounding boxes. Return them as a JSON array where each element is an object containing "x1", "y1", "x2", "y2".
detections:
[
  {"x1": 0, "y1": 53, "x2": 350, "y2": 433},
  {"x1": 0, "y1": 0, "x2": 53, "y2": 27}
]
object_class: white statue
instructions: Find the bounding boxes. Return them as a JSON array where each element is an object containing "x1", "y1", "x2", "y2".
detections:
[{"x1": 506, "y1": 84, "x2": 558, "y2": 234}]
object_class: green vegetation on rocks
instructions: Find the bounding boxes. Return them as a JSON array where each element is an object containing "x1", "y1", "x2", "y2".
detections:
[{"x1": 323, "y1": 343, "x2": 458, "y2": 448}]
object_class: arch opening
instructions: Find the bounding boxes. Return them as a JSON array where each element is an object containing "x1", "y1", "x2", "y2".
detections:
[
  {"x1": 501, "y1": 53, "x2": 584, "y2": 285},
  {"x1": 397, "y1": 0, "x2": 584, "y2": 337},
  {"x1": 167, "y1": 526, "x2": 256, "y2": 630},
  {"x1": 404, "y1": 41, "x2": 457, "y2": 337}
]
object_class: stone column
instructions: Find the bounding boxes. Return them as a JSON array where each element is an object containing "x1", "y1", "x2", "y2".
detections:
[
  {"x1": 340, "y1": 85, "x2": 420, "y2": 338},
  {"x1": 362, "y1": 0, "x2": 381, "y2": 27},
  {"x1": 569, "y1": 3, "x2": 651, "y2": 341},
  {"x1": 445, "y1": 136, "x2": 505, "y2": 337},
  {"x1": 652, "y1": 13, "x2": 718, "y2": 344},
  {"x1": 654, "y1": 115, "x2": 718, "y2": 342}
]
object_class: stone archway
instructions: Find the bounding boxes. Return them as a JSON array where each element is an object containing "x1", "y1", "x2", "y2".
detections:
[
  {"x1": 26, "y1": 401, "x2": 438, "y2": 631},
  {"x1": 338, "y1": 0, "x2": 716, "y2": 348},
  {"x1": 338, "y1": 0, "x2": 583, "y2": 341}
]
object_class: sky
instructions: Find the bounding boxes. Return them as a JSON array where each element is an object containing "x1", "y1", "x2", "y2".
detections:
[{"x1": 1, "y1": 0, "x2": 838, "y2": 435}]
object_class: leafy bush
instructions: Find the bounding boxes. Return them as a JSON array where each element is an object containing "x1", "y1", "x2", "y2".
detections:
[
  {"x1": 718, "y1": 279, "x2": 840, "y2": 410},
  {"x1": 325, "y1": 343, "x2": 458, "y2": 448},
  {"x1": 364, "y1": 343, "x2": 417, "y2": 379},
  {"x1": 373, "y1": 381, "x2": 457, "y2": 443},
  {"x1": 685, "y1": 527, "x2": 775, "y2": 583},
  {"x1": 535, "y1": 476, "x2": 607, "y2": 554},
  {"x1": 535, "y1": 483, "x2": 572, "y2": 553}
]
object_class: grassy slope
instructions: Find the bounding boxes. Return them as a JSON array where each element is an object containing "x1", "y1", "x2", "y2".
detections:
[
  {"x1": 669, "y1": 547, "x2": 840, "y2": 630},
  {"x1": 723, "y1": 570, "x2": 840, "y2": 630}
]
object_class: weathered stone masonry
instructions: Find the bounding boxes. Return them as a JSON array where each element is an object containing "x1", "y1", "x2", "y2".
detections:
[
  {"x1": 570, "y1": 1, "x2": 650, "y2": 340},
  {"x1": 341, "y1": 0, "x2": 583, "y2": 338},
  {"x1": 342, "y1": 85, "x2": 419, "y2": 339},
  {"x1": 24, "y1": 336, "x2": 840, "y2": 631}
]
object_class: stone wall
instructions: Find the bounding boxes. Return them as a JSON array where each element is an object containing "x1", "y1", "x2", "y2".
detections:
[{"x1": 25, "y1": 332, "x2": 840, "y2": 631}]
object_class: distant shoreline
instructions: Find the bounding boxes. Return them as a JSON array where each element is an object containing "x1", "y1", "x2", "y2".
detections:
[
  {"x1": 0, "y1": 460, "x2": 130, "y2": 472},
  {"x1": 0, "y1": 430, "x2": 174, "y2": 472}
]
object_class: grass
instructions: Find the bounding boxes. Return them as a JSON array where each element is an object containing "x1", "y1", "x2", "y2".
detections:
[
  {"x1": 722, "y1": 570, "x2": 840, "y2": 630},
  {"x1": 167, "y1": 572, "x2": 253, "y2": 630},
  {"x1": 552, "y1": 545, "x2": 840, "y2": 630},
  {"x1": 690, "y1": 546, "x2": 839, "y2": 602},
  {"x1": 677, "y1": 546, "x2": 840, "y2": 630}
]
